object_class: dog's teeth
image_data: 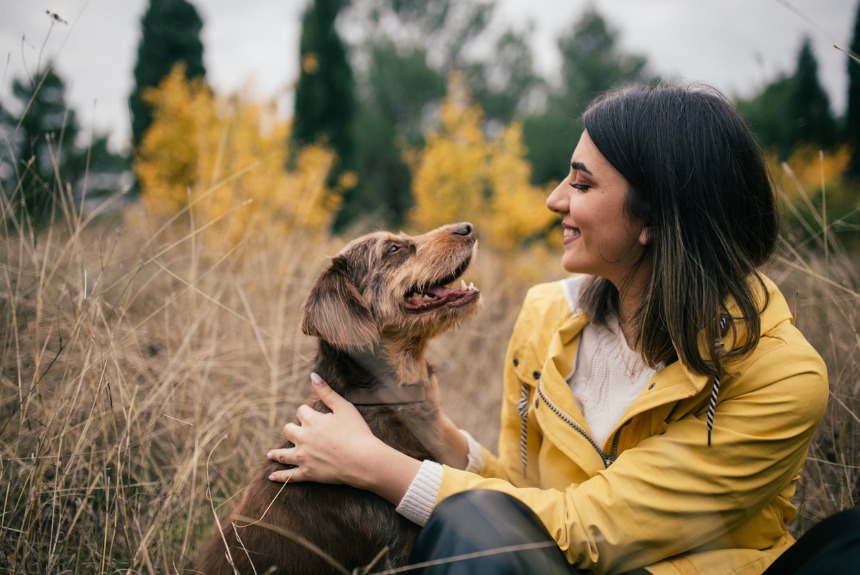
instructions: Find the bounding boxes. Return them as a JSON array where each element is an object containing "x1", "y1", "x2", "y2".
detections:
[
  {"x1": 422, "y1": 294, "x2": 433, "y2": 301},
  {"x1": 469, "y1": 281, "x2": 476, "y2": 290},
  {"x1": 460, "y1": 280, "x2": 468, "y2": 291}
]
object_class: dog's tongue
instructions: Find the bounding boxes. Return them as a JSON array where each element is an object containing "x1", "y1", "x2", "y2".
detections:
[
  {"x1": 423, "y1": 280, "x2": 477, "y2": 300},
  {"x1": 424, "y1": 285, "x2": 459, "y2": 299},
  {"x1": 404, "y1": 280, "x2": 480, "y2": 312}
]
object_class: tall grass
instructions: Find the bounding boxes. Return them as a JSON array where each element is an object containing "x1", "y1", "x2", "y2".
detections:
[
  {"x1": 1, "y1": 165, "x2": 857, "y2": 572},
  {"x1": 0, "y1": 181, "x2": 534, "y2": 571}
]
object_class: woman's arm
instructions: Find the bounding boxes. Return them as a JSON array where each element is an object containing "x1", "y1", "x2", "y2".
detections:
[{"x1": 267, "y1": 373, "x2": 469, "y2": 504}]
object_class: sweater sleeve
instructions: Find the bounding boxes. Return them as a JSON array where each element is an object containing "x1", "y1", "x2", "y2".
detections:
[
  {"x1": 395, "y1": 430, "x2": 486, "y2": 525},
  {"x1": 396, "y1": 460, "x2": 443, "y2": 526}
]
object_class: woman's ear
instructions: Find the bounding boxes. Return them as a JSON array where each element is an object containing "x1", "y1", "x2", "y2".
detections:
[{"x1": 639, "y1": 226, "x2": 653, "y2": 246}]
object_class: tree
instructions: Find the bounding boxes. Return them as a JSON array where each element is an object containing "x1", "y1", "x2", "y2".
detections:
[
  {"x1": 846, "y1": 1, "x2": 860, "y2": 178},
  {"x1": 129, "y1": 0, "x2": 206, "y2": 150},
  {"x1": 338, "y1": 0, "x2": 541, "y2": 229},
  {"x1": 523, "y1": 7, "x2": 655, "y2": 185},
  {"x1": 291, "y1": 0, "x2": 356, "y2": 168},
  {"x1": 409, "y1": 77, "x2": 554, "y2": 249},
  {"x1": 339, "y1": 40, "x2": 447, "y2": 228},
  {"x1": 461, "y1": 27, "x2": 545, "y2": 127},
  {"x1": 737, "y1": 75, "x2": 796, "y2": 158},
  {"x1": 789, "y1": 37, "x2": 838, "y2": 151},
  {"x1": 135, "y1": 65, "x2": 341, "y2": 245},
  {"x1": 291, "y1": 0, "x2": 358, "y2": 232},
  {"x1": 556, "y1": 6, "x2": 651, "y2": 104},
  {"x1": 0, "y1": 66, "x2": 127, "y2": 227},
  {"x1": 740, "y1": 37, "x2": 839, "y2": 159}
]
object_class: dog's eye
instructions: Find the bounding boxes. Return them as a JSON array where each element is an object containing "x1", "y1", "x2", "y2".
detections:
[{"x1": 388, "y1": 244, "x2": 400, "y2": 253}]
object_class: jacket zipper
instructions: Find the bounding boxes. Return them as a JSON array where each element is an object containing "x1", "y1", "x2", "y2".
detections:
[{"x1": 536, "y1": 379, "x2": 627, "y2": 468}]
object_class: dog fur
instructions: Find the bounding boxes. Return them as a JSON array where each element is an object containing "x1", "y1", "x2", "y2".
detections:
[{"x1": 193, "y1": 222, "x2": 481, "y2": 574}]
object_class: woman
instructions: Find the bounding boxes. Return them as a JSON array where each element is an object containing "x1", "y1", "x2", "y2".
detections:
[{"x1": 267, "y1": 84, "x2": 839, "y2": 574}]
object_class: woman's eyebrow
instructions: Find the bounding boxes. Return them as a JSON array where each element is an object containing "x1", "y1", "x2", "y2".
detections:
[{"x1": 571, "y1": 161, "x2": 592, "y2": 175}]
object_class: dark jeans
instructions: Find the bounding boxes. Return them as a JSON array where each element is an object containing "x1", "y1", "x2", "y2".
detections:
[
  {"x1": 762, "y1": 507, "x2": 860, "y2": 575},
  {"x1": 409, "y1": 490, "x2": 646, "y2": 574},
  {"x1": 409, "y1": 490, "x2": 860, "y2": 574}
]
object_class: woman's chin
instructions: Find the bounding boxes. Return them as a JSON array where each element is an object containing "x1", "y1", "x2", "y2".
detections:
[{"x1": 561, "y1": 255, "x2": 585, "y2": 275}]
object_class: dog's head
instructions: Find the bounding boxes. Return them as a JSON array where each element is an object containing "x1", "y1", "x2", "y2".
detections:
[{"x1": 301, "y1": 222, "x2": 481, "y2": 351}]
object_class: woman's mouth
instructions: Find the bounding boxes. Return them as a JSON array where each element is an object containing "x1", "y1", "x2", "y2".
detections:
[{"x1": 563, "y1": 226, "x2": 581, "y2": 243}]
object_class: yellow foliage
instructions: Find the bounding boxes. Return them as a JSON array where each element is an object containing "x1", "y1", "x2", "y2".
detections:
[
  {"x1": 134, "y1": 64, "x2": 341, "y2": 246},
  {"x1": 767, "y1": 145, "x2": 852, "y2": 203},
  {"x1": 408, "y1": 76, "x2": 554, "y2": 249}
]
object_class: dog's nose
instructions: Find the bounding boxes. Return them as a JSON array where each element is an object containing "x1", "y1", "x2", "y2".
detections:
[{"x1": 452, "y1": 222, "x2": 474, "y2": 238}]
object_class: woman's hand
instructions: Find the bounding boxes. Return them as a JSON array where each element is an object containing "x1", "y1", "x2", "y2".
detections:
[{"x1": 267, "y1": 373, "x2": 422, "y2": 505}]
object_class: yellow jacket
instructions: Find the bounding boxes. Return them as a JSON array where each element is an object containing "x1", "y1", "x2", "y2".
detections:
[{"x1": 437, "y1": 275, "x2": 828, "y2": 574}]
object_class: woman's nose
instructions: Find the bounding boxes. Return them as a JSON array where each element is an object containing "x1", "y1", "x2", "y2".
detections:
[{"x1": 546, "y1": 180, "x2": 569, "y2": 214}]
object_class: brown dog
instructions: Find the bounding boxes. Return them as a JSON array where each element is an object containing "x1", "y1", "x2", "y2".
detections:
[{"x1": 194, "y1": 222, "x2": 481, "y2": 574}]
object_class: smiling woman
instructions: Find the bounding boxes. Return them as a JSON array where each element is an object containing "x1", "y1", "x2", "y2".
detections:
[
  {"x1": 546, "y1": 131, "x2": 651, "y2": 318},
  {"x1": 262, "y1": 83, "x2": 860, "y2": 575}
]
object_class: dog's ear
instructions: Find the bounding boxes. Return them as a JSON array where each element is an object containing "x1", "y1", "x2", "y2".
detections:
[{"x1": 300, "y1": 257, "x2": 379, "y2": 349}]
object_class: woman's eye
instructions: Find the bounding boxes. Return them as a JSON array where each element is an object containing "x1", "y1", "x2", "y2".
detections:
[{"x1": 570, "y1": 182, "x2": 591, "y2": 191}]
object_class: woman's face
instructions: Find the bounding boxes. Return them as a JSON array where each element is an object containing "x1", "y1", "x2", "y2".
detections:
[{"x1": 546, "y1": 131, "x2": 651, "y2": 287}]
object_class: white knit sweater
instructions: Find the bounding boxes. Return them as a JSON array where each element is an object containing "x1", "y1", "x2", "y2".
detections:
[{"x1": 568, "y1": 315, "x2": 656, "y2": 448}]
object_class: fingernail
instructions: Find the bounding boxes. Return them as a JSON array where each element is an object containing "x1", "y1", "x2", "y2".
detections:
[
  {"x1": 310, "y1": 372, "x2": 324, "y2": 387},
  {"x1": 268, "y1": 474, "x2": 276, "y2": 481},
  {"x1": 266, "y1": 452, "x2": 272, "y2": 460}
]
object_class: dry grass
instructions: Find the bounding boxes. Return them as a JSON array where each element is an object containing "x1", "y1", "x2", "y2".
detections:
[
  {"x1": 0, "y1": 179, "x2": 857, "y2": 573},
  {"x1": 0, "y1": 191, "x2": 536, "y2": 572}
]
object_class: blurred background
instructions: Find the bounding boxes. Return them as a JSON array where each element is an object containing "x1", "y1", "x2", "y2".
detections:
[
  {"x1": 1, "y1": 0, "x2": 858, "y2": 236},
  {"x1": 1, "y1": 1, "x2": 858, "y2": 572}
]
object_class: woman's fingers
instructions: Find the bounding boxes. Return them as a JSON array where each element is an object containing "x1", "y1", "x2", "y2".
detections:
[
  {"x1": 267, "y1": 446, "x2": 300, "y2": 482},
  {"x1": 293, "y1": 404, "x2": 315, "y2": 426},
  {"x1": 309, "y1": 372, "x2": 348, "y2": 411},
  {"x1": 268, "y1": 467, "x2": 298, "y2": 482},
  {"x1": 267, "y1": 441, "x2": 311, "y2": 482},
  {"x1": 267, "y1": 373, "x2": 371, "y2": 485},
  {"x1": 282, "y1": 420, "x2": 301, "y2": 441}
]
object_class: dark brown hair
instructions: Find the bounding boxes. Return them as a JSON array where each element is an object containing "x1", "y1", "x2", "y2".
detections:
[{"x1": 578, "y1": 83, "x2": 778, "y2": 377}]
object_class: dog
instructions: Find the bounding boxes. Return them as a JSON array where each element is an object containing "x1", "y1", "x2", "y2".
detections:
[{"x1": 193, "y1": 222, "x2": 481, "y2": 574}]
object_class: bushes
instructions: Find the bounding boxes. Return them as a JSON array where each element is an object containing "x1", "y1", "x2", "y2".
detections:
[{"x1": 134, "y1": 64, "x2": 343, "y2": 247}]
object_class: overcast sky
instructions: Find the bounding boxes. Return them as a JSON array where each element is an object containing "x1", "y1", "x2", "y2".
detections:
[{"x1": 1, "y1": 0, "x2": 856, "y2": 153}]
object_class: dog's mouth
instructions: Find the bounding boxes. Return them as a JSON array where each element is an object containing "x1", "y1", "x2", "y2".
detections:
[{"x1": 403, "y1": 265, "x2": 480, "y2": 314}]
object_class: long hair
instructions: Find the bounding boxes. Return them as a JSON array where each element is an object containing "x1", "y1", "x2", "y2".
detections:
[{"x1": 578, "y1": 84, "x2": 779, "y2": 378}]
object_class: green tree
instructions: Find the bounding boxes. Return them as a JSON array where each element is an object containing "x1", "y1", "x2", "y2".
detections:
[
  {"x1": 0, "y1": 66, "x2": 128, "y2": 227},
  {"x1": 523, "y1": 6, "x2": 655, "y2": 185},
  {"x1": 737, "y1": 75, "x2": 796, "y2": 158},
  {"x1": 291, "y1": 0, "x2": 356, "y2": 173},
  {"x1": 128, "y1": 0, "x2": 206, "y2": 150},
  {"x1": 846, "y1": 1, "x2": 860, "y2": 178},
  {"x1": 462, "y1": 28, "x2": 545, "y2": 126},
  {"x1": 741, "y1": 37, "x2": 839, "y2": 159},
  {"x1": 789, "y1": 37, "x2": 838, "y2": 150},
  {"x1": 339, "y1": 41, "x2": 447, "y2": 228},
  {"x1": 340, "y1": 0, "x2": 541, "y2": 228}
]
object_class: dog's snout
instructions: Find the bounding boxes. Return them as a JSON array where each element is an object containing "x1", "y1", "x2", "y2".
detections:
[{"x1": 452, "y1": 222, "x2": 474, "y2": 239}]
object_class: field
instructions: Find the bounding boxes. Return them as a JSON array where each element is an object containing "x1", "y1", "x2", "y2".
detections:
[{"x1": 0, "y1": 183, "x2": 858, "y2": 572}]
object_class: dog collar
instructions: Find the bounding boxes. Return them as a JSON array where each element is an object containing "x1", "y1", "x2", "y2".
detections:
[{"x1": 344, "y1": 385, "x2": 427, "y2": 406}]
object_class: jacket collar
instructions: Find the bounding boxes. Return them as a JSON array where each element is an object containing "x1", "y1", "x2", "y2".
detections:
[
  {"x1": 554, "y1": 273, "x2": 792, "y2": 394},
  {"x1": 515, "y1": 273, "x2": 792, "y2": 397},
  {"x1": 663, "y1": 273, "x2": 793, "y2": 394}
]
